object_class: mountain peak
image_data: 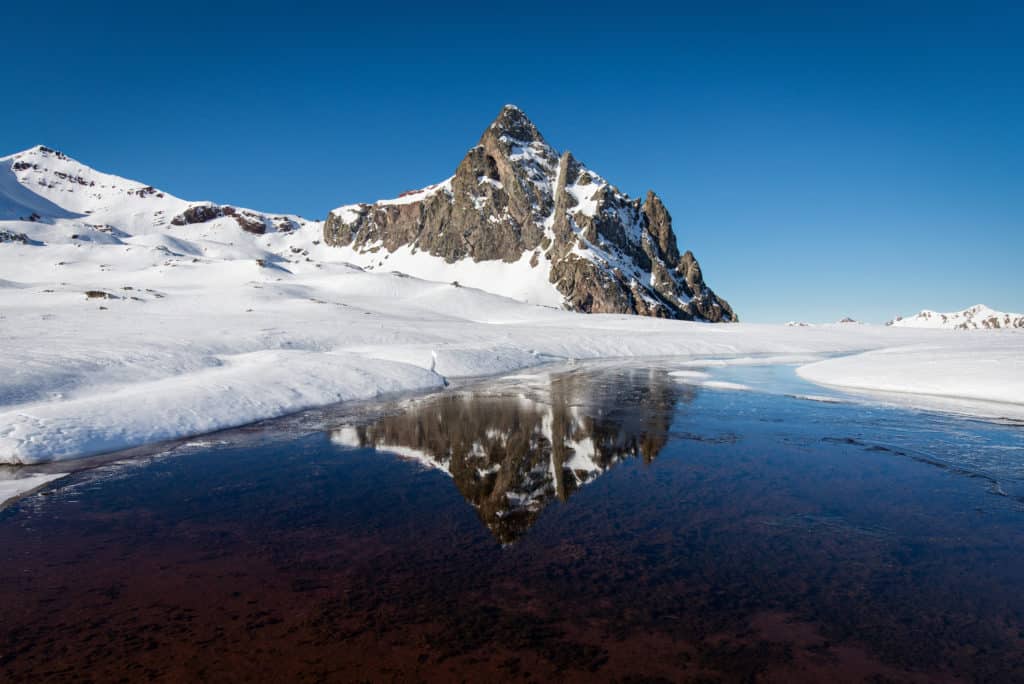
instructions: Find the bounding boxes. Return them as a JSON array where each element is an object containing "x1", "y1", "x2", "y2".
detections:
[
  {"x1": 485, "y1": 104, "x2": 545, "y2": 146},
  {"x1": 324, "y1": 107, "x2": 735, "y2": 322},
  {"x1": 2, "y1": 143, "x2": 168, "y2": 218},
  {"x1": 1, "y1": 144, "x2": 60, "y2": 163}
]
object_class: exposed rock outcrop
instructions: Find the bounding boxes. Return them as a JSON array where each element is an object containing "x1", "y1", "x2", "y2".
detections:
[
  {"x1": 325, "y1": 105, "x2": 735, "y2": 321},
  {"x1": 169, "y1": 203, "x2": 297, "y2": 235},
  {"x1": 0, "y1": 229, "x2": 37, "y2": 245}
]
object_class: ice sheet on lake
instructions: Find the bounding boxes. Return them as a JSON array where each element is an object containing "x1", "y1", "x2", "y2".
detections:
[{"x1": 797, "y1": 341, "x2": 1024, "y2": 422}]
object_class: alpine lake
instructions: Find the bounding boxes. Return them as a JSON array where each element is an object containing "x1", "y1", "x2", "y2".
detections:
[{"x1": 1, "y1": 360, "x2": 1022, "y2": 683}]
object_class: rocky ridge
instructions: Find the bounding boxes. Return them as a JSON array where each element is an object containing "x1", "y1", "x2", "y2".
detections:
[
  {"x1": 888, "y1": 304, "x2": 1024, "y2": 330},
  {"x1": 325, "y1": 105, "x2": 735, "y2": 321}
]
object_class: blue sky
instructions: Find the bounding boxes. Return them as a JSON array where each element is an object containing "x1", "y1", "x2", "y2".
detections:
[{"x1": 3, "y1": 1, "x2": 1021, "y2": 322}]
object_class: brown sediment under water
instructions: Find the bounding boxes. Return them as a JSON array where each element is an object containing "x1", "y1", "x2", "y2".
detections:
[{"x1": 1, "y1": 364, "x2": 1023, "y2": 682}]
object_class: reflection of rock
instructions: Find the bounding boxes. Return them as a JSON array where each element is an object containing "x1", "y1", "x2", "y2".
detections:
[{"x1": 331, "y1": 368, "x2": 688, "y2": 543}]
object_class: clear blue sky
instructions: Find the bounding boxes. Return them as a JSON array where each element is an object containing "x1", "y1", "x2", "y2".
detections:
[{"x1": 3, "y1": 1, "x2": 1021, "y2": 322}]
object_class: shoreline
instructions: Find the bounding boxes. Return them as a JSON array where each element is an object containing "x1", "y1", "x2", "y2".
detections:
[{"x1": 5, "y1": 352, "x2": 1023, "y2": 509}]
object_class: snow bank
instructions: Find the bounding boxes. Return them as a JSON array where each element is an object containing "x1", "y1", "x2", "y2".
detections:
[
  {"x1": 0, "y1": 350, "x2": 443, "y2": 464},
  {"x1": 797, "y1": 337, "x2": 1024, "y2": 421}
]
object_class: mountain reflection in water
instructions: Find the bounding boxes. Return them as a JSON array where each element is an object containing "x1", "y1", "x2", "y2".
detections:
[{"x1": 331, "y1": 367, "x2": 692, "y2": 543}]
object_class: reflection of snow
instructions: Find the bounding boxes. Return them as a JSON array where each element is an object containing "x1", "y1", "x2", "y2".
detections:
[
  {"x1": 329, "y1": 427, "x2": 361, "y2": 448},
  {"x1": 701, "y1": 381, "x2": 752, "y2": 391},
  {"x1": 0, "y1": 471, "x2": 67, "y2": 508},
  {"x1": 328, "y1": 368, "x2": 681, "y2": 542},
  {"x1": 373, "y1": 444, "x2": 453, "y2": 478}
]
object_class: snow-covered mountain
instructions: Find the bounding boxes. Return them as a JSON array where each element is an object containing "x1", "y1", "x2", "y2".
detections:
[
  {"x1": 2, "y1": 120, "x2": 733, "y2": 321},
  {"x1": 888, "y1": 304, "x2": 1024, "y2": 330},
  {"x1": 325, "y1": 105, "x2": 735, "y2": 321},
  {"x1": 0, "y1": 144, "x2": 315, "y2": 246}
]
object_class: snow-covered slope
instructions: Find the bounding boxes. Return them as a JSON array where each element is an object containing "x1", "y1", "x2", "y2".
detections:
[
  {"x1": 0, "y1": 145, "x2": 315, "y2": 250},
  {"x1": 888, "y1": 304, "x2": 1024, "y2": 330},
  {"x1": 4, "y1": 145, "x2": 175, "y2": 216},
  {"x1": 0, "y1": 157, "x2": 81, "y2": 222}
]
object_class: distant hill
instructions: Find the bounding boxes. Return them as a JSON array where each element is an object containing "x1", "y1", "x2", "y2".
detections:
[{"x1": 888, "y1": 304, "x2": 1024, "y2": 330}]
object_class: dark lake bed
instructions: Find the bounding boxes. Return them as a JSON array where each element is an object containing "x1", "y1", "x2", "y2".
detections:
[{"x1": 1, "y1": 362, "x2": 1023, "y2": 682}]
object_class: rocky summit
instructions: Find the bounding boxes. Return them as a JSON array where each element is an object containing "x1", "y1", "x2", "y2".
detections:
[{"x1": 324, "y1": 105, "x2": 735, "y2": 321}]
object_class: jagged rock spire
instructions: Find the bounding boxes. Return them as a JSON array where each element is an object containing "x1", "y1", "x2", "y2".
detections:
[
  {"x1": 485, "y1": 104, "x2": 547, "y2": 145},
  {"x1": 324, "y1": 105, "x2": 736, "y2": 322}
]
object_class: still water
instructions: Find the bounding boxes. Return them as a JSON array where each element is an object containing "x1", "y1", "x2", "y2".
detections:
[{"x1": 1, "y1": 363, "x2": 1022, "y2": 682}]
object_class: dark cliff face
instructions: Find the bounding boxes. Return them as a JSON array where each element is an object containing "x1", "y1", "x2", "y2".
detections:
[{"x1": 324, "y1": 105, "x2": 735, "y2": 322}]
